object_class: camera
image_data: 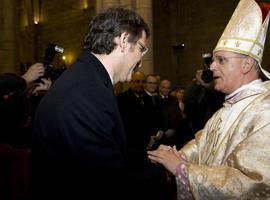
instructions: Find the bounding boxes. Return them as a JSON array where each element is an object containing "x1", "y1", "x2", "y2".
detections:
[
  {"x1": 201, "y1": 53, "x2": 213, "y2": 83},
  {"x1": 43, "y1": 43, "x2": 64, "y2": 80}
]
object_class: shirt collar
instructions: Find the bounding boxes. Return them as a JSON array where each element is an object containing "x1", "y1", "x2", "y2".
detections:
[
  {"x1": 108, "y1": 74, "x2": 114, "y2": 85},
  {"x1": 225, "y1": 79, "x2": 262, "y2": 101},
  {"x1": 144, "y1": 89, "x2": 153, "y2": 96}
]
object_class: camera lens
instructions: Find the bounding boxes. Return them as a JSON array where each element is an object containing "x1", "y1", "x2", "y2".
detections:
[{"x1": 201, "y1": 69, "x2": 213, "y2": 83}]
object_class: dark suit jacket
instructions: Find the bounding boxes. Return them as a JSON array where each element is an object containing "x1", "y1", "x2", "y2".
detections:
[
  {"x1": 117, "y1": 89, "x2": 169, "y2": 199},
  {"x1": 183, "y1": 83, "x2": 224, "y2": 134},
  {"x1": 117, "y1": 89, "x2": 153, "y2": 167},
  {"x1": 32, "y1": 51, "x2": 128, "y2": 199},
  {"x1": 142, "y1": 92, "x2": 162, "y2": 136},
  {"x1": 156, "y1": 95, "x2": 183, "y2": 131}
]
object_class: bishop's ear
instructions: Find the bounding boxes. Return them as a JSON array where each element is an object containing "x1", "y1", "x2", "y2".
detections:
[{"x1": 242, "y1": 56, "x2": 255, "y2": 74}]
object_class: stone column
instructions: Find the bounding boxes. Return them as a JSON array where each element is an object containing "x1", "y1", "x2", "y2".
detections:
[
  {"x1": 95, "y1": 1, "x2": 103, "y2": 13},
  {"x1": 136, "y1": 0, "x2": 153, "y2": 75},
  {"x1": 103, "y1": 0, "x2": 120, "y2": 8},
  {"x1": 120, "y1": 0, "x2": 133, "y2": 9},
  {"x1": 0, "y1": 0, "x2": 17, "y2": 73},
  {"x1": 96, "y1": 0, "x2": 121, "y2": 13}
]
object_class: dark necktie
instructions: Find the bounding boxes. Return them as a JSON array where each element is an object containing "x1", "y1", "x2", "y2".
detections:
[
  {"x1": 139, "y1": 95, "x2": 144, "y2": 107},
  {"x1": 151, "y1": 96, "x2": 156, "y2": 105}
]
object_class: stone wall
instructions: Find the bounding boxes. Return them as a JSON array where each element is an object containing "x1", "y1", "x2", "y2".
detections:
[
  {"x1": 0, "y1": 0, "x2": 18, "y2": 74},
  {"x1": 2, "y1": 0, "x2": 270, "y2": 87},
  {"x1": 153, "y1": 0, "x2": 270, "y2": 87},
  {"x1": 17, "y1": 0, "x2": 95, "y2": 73}
]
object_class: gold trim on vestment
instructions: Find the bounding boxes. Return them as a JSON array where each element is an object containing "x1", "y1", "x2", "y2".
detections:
[
  {"x1": 219, "y1": 37, "x2": 264, "y2": 48},
  {"x1": 214, "y1": 46, "x2": 261, "y2": 61},
  {"x1": 220, "y1": 93, "x2": 270, "y2": 164},
  {"x1": 204, "y1": 93, "x2": 266, "y2": 165}
]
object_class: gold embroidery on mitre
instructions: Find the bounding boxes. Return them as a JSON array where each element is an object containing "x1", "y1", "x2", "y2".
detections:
[
  {"x1": 223, "y1": 40, "x2": 228, "y2": 46},
  {"x1": 235, "y1": 41, "x2": 241, "y2": 47},
  {"x1": 258, "y1": 49, "x2": 262, "y2": 56}
]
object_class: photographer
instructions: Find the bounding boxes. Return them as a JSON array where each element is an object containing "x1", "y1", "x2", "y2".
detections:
[
  {"x1": 26, "y1": 66, "x2": 52, "y2": 123},
  {"x1": 40, "y1": 43, "x2": 65, "y2": 82},
  {"x1": 0, "y1": 63, "x2": 52, "y2": 148},
  {"x1": 183, "y1": 56, "x2": 225, "y2": 136},
  {"x1": 0, "y1": 73, "x2": 29, "y2": 147},
  {"x1": 27, "y1": 44, "x2": 64, "y2": 119}
]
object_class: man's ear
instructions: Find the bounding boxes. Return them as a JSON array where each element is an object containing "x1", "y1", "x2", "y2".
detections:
[
  {"x1": 119, "y1": 32, "x2": 130, "y2": 52},
  {"x1": 242, "y1": 56, "x2": 254, "y2": 74}
]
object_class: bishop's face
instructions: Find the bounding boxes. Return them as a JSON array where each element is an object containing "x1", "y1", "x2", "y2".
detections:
[{"x1": 210, "y1": 51, "x2": 247, "y2": 95}]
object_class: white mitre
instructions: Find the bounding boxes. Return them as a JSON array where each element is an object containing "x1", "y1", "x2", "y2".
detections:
[{"x1": 213, "y1": 0, "x2": 270, "y2": 79}]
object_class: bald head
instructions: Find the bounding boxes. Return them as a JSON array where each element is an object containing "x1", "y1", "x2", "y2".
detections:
[
  {"x1": 159, "y1": 79, "x2": 171, "y2": 96},
  {"x1": 130, "y1": 71, "x2": 145, "y2": 94}
]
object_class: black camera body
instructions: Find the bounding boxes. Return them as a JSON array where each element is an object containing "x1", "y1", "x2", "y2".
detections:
[
  {"x1": 201, "y1": 53, "x2": 213, "y2": 83},
  {"x1": 43, "y1": 43, "x2": 64, "y2": 79}
]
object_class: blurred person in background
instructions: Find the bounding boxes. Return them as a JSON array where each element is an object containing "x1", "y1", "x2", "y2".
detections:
[{"x1": 0, "y1": 63, "x2": 51, "y2": 148}]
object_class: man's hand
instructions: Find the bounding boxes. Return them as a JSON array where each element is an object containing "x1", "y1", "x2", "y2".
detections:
[
  {"x1": 22, "y1": 63, "x2": 44, "y2": 84},
  {"x1": 147, "y1": 130, "x2": 164, "y2": 150},
  {"x1": 32, "y1": 78, "x2": 52, "y2": 95},
  {"x1": 148, "y1": 145, "x2": 183, "y2": 175}
]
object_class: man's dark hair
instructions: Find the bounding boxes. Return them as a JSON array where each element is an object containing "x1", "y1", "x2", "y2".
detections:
[
  {"x1": 83, "y1": 7, "x2": 150, "y2": 54},
  {"x1": 145, "y1": 74, "x2": 157, "y2": 80},
  {"x1": 0, "y1": 73, "x2": 26, "y2": 97},
  {"x1": 0, "y1": 73, "x2": 29, "y2": 136}
]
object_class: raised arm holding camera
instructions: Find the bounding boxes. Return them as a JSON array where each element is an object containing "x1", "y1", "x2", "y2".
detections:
[
  {"x1": 183, "y1": 54, "x2": 224, "y2": 136},
  {"x1": 0, "y1": 43, "x2": 64, "y2": 147}
]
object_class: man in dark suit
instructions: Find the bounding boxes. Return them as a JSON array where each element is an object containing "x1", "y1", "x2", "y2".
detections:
[
  {"x1": 117, "y1": 71, "x2": 147, "y2": 167},
  {"x1": 143, "y1": 74, "x2": 161, "y2": 135},
  {"x1": 156, "y1": 79, "x2": 184, "y2": 147},
  {"x1": 117, "y1": 72, "x2": 169, "y2": 199},
  {"x1": 32, "y1": 7, "x2": 152, "y2": 200}
]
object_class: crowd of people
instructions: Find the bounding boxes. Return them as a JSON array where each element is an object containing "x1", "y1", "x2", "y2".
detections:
[
  {"x1": 1, "y1": 0, "x2": 270, "y2": 199},
  {"x1": 0, "y1": 62, "x2": 52, "y2": 199},
  {"x1": 0, "y1": 63, "x2": 52, "y2": 148}
]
